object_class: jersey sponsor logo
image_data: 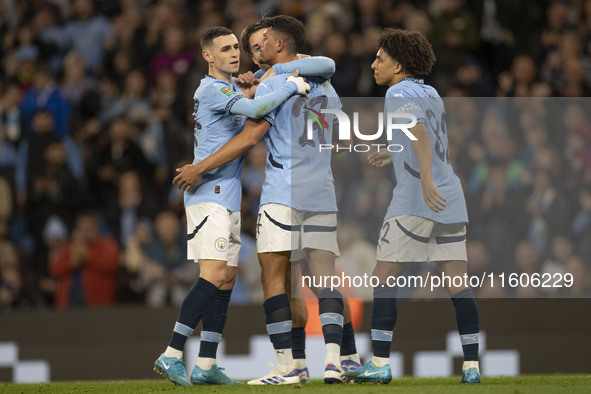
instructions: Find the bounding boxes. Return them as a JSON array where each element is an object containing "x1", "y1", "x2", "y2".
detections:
[
  {"x1": 215, "y1": 237, "x2": 228, "y2": 252},
  {"x1": 219, "y1": 86, "x2": 237, "y2": 97}
]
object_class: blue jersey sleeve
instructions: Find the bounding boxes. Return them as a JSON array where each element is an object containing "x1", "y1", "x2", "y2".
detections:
[
  {"x1": 254, "y1": 78, "x2": 280, "y2": 126},
  {"x1": 273, "y1": 56, "x2": 335, "y2": 80},
  {"x1": 230, "y1": 80, "x2": 297, "y2": 119},
  {"x1": 200, "y1": 81, "x2": 244, "y2": 114},
  {"x1": 201, "y1": 78, "x2": 297, "y2": 119}
]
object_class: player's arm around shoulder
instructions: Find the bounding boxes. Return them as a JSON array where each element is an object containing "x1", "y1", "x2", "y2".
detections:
[
  {"x1": 272, "y1": 56, "x2": 336, "y2": 80},
  {"x1": 232, "y1": 70, "x2": 309, "y2": 118}
]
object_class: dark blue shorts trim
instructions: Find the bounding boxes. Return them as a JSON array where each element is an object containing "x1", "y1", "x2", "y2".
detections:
[{"x1": 395, "y1": 219, "x2": 429, "y2": 243}]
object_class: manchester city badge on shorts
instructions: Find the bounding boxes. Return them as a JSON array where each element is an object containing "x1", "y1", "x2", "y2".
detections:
[{"x1": 215, "y1": 237, "x2": 228, "y2": 252}]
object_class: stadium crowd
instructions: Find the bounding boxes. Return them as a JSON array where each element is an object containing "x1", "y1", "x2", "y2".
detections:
[{"x1": 1, "y1": 0, "x2": 591, "y2": 310}]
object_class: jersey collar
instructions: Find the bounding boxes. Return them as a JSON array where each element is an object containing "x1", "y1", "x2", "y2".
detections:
[
  {"x1": 205, "y1": 74, "x2": 233, "y2": 86},
  {"x1": 402, "y1": 77, "x2": 424, "y2": 84}
]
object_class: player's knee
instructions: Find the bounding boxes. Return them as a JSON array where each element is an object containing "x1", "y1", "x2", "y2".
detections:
[{"x1": 200, "y1": 271, "x2": 226, "y2": 288}]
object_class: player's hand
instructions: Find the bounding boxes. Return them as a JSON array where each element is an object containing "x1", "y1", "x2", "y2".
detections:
[
  {"x1": 367, "y1": 151, "x2": 392, "y2": 167},
  {"x1": 296, "y1": 53, "x2": 311, "y2": 59},
  {"x1": 173, "y1": 164, "x2": 203, "y2": 192},
  {"x1": 236, "y1": 71, "x2": 258, "y2": 86},
  {"x1": 422, "y1": 179, "x2": 447, "y2": 212},
  {"x1": 287, "y1": 69, "x2": 310, "y2": 97},
  {"x1": 236, "y1": 71, "x2": 260, "y2": 98}
]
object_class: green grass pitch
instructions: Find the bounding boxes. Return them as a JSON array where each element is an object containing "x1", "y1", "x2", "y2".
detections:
[{"x1": 1, "y1": 375, "x2": 590, "y2": 393}]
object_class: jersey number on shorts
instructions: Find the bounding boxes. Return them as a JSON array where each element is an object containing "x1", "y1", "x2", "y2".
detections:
[{"x1": 378, "y1": 221, "x2": 391, "y2": 250}]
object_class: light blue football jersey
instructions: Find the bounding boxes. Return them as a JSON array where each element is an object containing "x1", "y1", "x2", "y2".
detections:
[
  {"x1": 256, "y1": 75, "x2": 339, "y2": 212},
  {"x1": 184, "y1": 76, "x2": 246, "y2": 212},
  {"x1": 384, "y1": 77, "x2": 468, "y2": 224}
]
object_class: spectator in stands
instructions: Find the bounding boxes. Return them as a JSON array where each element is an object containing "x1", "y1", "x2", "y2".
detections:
[
  {"x1": 15, "y1": 110, "x2": 59, "y2": 211},
  {"x1": 20, "y1": 67, "x2": 71, "y2": 136},
  {"x1": 542, "y1": 31, "x2": 591, "y2": 96},
  {"x1": 540, "y1": 235, "x2": 575, "y2": 296},
  {"x1": 564, "y1": 255, "x2": 591, "y2": 297},
  {"x1": 99, "y1": 69, "x2": 150, "y2": 125},
  {"x1": 105, "y1": 170, "x2": 155, "y2": 248},
  {"x1": 60, "y1": 51, "x2": 97, "y2": 113},
  {"x1": 49, "y1": 211, "x2": 119, "y2": 308},
  {"x1": 150, "y1": 26, "x2": 192, "y2": 84},
  {"x1": 123, "y1": 210, "x2": 197, "y2": 308},
  {"x1": 513, "y1": 240, "x2": 542, "y2": 297},
  {"x1": 497, "y1": 55, "x2": 538, "y2": 97},
  {"x1": 49, "y1": 0, "x2": 114, "y2": 74},
  {"x1": 89, "y1": 117, "x2": 153, "y2": 205},
  {"x1": 0, "y1": 80, "x2": 25, "y2": 149},
  {"x1": 430, "y1": 0, "x2": 479, "y2": 88},
  {"x1": 572, "y1": 185, "x2": 591, "y2": 258},
  {"x1": 525, "y1": 169, "x2": 573, "y2": 257},
  {"x1": 0, "y1": 176, "x2": 12, "y2": 239},
  {"x1": 0, "y1": 240, "x2": 23, "y2": 310}
]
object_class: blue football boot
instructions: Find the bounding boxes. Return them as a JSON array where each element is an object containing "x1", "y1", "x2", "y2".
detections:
[
  {"x1": 191, "y1": 364, "x2": 243, "y2": 385},
  {"x1": 345, "y1": 360, "x2": 392, "y2": 384},
  {"x1": 154, "y1": 353, "x2": 192, "y2": 386},
  {"x1": 460, "y1": 361, "x2": 481, "y2": 383}
]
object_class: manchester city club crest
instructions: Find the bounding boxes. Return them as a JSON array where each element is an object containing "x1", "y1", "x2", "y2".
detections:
[{"x1": 215, "y1": 237, "x2": 228, "y2": 252}]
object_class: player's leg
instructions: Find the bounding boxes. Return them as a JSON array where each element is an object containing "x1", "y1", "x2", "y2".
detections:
[
  {"x1": 300, "y1": 212, "x2": 346, "y2": 383},
  {"x1": 287, "y1": 260, "x2": 310, "y2": 382},
  {"x1": 194, "y1": 267, "x2": 235, "y2": 372},
  {"x1": 345, "y1": 260, "x2": 405, "y2": 384},
  {"x1": 155, "y1": 259, "x2": 225, "y2": 386},
  {"x1": 191, "y1": 210, "x2": 243, "y2": 385},
  {"x1": 300, "y1": 256, "x2": 361, "y2": 372},
  {"x1": 431, "y1": 222, "x2": 480, "y2": 383},
  {"x1": 154, "y1": 203, "x2": 231, "y2": 386},
  {"x1": 340, "y1": 297, "x2": 361, "y2": 371},
  {"x1": 248, "y1": 204, "x2": 300, "y2": 385},
  {"x1": 347, "y1": 216, "x2": 432, "y2": 383},
  {"x1": 438, "y1": 260, "x2": 481, "y2": 383},
  {"x1": 306, "y1": 248, "x2": 345, "y2": 383}
]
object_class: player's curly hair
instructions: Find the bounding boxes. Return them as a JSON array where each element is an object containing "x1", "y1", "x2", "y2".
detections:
[
  {"x1": 260, "y1": 15, "x2": 306, "y2": 55},
  {"x1": 201, "y1": 26, "x2": 233, "y2": 49},
  {"x1": 241, "y1": 20, "x2": 265, "y2": 57},
  {"x1": 378, "y1": 28, "x2": 436, "y2": 76}
]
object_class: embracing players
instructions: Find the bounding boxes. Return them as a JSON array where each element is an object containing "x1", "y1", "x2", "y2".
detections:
[
  {"x1": 174, "y1": 16, "x2": 355, "y2": 384},
  {"x1": 154, "y1": 26, "x2": 315, "y2": 386}
]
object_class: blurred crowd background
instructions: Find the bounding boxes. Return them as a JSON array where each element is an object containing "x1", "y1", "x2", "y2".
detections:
[{"x1": 1, "y1": 0, "x2": 591, "y2": 310}]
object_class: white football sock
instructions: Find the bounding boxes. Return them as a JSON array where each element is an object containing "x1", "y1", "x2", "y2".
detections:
[
  {"x1": 276, "y1": 348, "x2": 294, "y2": 372},
  {"x1": 325, "y1": 343, "x2": 341, "y2": 366},
  {"x1": 196, "y1": 357, "x2": 216, "y2": 370},
  {"x1": 164, "y1": 346, "x2": 183, "y2": 359},
  {"x1": 463, "y1": 361, "x2": 480, "y2": 371},
  {"x1": 372, "y1": 356, "x2": 390, "y2": 368},
  {"x1": 294, "y1": 358, "x2": 307, "y2": 370}
]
